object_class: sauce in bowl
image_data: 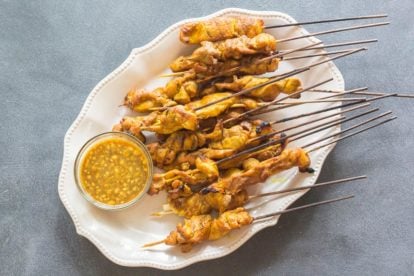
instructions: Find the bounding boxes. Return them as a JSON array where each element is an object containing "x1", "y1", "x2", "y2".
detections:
[{"x1": 74, "y1": 132, "x2": 153, "y2": 210}]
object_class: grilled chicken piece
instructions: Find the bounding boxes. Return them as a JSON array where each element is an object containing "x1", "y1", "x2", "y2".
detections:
[
  {"x1": 179, "y1": 16, "x2": 264, "y2": 44},
  {"x1": 203, "y1": 148, "x2": 311, "y2": 194},
  {"x1": 171, "y1": 33, "x2": 276, "y2": 69},
  {"x1": 164, "y1": 208, "x2": 253, "y2": 252}
]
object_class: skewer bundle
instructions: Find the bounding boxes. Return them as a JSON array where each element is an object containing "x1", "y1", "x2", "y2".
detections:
[{"x1": 109, "y1": 13, "x2": 412, "y2": 252}]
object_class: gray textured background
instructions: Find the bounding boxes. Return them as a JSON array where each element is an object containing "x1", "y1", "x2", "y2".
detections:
[{"x1": 1, "y1": 0, "x2": 414, "y2": 275}]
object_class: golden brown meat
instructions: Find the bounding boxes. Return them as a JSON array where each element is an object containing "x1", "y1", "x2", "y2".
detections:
[
  {"x1": 161, "y1": 120, "x2": 275, "y2": 170},
  {"x1": 216, "y1": 139, "x2": 285, "y2": 170},
  {"x1": 146, "y1": 122, "x2": 224, "y2": 168},
  {"x1": 164, "y1": 71, "x2": 196, "y2": 98},
  {"x1": 149, "y1": 156, "x2": 219, "y2": 195},
  {"x1": 214, "y1": 76, "x2": 302, "y2": 101},
  {"x1": 208, "y1": 207, "x2": 253, "y2": 240},
  {"x1": 167, "y1": 190, "x2": 249, "y2": 218},
  {"x1": 168, "y1": 193, "x2": 212, "y2": 218},
  {"x1": 141, "y1": 105, "x2": 198, "y2": 134},
  {"x1": 115, "y1": 105, "x2": 198, "y2": 136},
  {"x1": 203, "y1": 148, "x2": 311, "y2": 194},
  {"x1": 123, "y1": 88, "x2": 176, "y2": 112},
  {"x1": 171, "y1": 33, "x2": 276, "y2": 70},
  {"x1": 171, "y1": 54, "x2": 279, "y2": 77},
  {"x1": 180, "y1": 16, "x2": 264, "y2": 44},
  {"x1": 163, "y1": 208, "x2": 253, "y2": 252},
  {"x1": 188, "y1": 92, "x2": 237, "y2": 119},
  {"x1": 112, "y1": 114, "x2": 157, "y2": 142},
  {"x1": 165, "y1": 214, "x2": 212, "y2": 252}
]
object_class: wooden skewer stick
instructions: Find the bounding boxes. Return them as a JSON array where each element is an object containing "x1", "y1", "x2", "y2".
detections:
[
  {"x1": 282, "y1": 48, "x2": 362, "y2": 61},
  {"x1": 270, "y1": 47, "x2": 366, "y2": 80},
  {"x1": 306, "y1": 116, "x2": 397, "y2": 153},
  {"x1": 258, "y1": 97, "x2": 366, "y2": 114},
  {"x1": 226, "y1": 97, "x2": 360, "y2": 109},
  {"x1": 310, "y1": 88, "x2": 414, "y2": 99},
  {"x1": 142, "y1": 195, "x2": 355, "y2": 248},
  {"x1": 217, "y1": 108, "x2": 379, "y2": 165},
  {"x1": 280, "y1": 39, "x2": 378, "y2": 53},
  {"x1": 294, "y1": 48, "x2": 367, "y2": 71},
  {"x1": 247, "y1": 103, "x2": 370, "y2": 144},
  {"x1": 273, "y1": 97, "x2": 365, "y2": 107},
  {"x1": 284, "y1": 108, "x2": 380, "y2": 144},
  {"x1": 315, "y1": 87, "x2": 368, "y2": 100},
  {"x1": 278, "y1": 21, "x2": 390, "y2": 43},
  {"x1": 260, "y1": 42, "x2": 322, "y2": 62},
  {"x1": 253, "y1": 195, "x2": 354, "y2": 221},
  {"x1": 249, "y1": 176, "x2": 366, "y2": 200},
  {"x1": 265, "y1": 14, "x2": 387, "y2": 29},
  {"x1": 193, "y1": 67, "x2": 310, "y2": 111},
  {"x1": 142, "y1": 239, "x2": 166, "y2": 248},
  {"x1": 301, "y1": 111, "x2": 392, "y2": 149},
  {"x1": 159, "y1": 72, "x2": 186, "y2": 78},
  {"x1": 253, "y1": 91, "x2": 394, "y2": 116}
]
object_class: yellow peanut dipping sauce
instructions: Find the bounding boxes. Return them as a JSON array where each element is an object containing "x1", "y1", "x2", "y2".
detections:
[{"x1": 78, "y1": 135, "x2": 150, "y2": 206}]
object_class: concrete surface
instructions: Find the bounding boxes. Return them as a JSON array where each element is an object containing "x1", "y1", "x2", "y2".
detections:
[{"x1": 1, "y1": 0, "x2": 413, "y2": 275}]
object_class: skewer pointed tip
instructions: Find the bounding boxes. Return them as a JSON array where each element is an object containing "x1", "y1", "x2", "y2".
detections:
[{"x1": 142, "y1": 239, "x2": 166, "y2": 248}]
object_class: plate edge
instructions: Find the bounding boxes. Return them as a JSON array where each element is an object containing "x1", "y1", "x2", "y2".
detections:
[{"x1": 57, "y1": 7, "x2": 345, "y2": 270}]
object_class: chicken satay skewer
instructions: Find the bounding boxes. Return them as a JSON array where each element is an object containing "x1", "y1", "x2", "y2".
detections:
[
  {"x1": 171, "y1": 40, "x2": 320, "y2": 77},
  {"x1": 143, "y1": 195, "x2": 354, "y2": 249},
  {"x1": 180, "y1": 14, "x2": 387, "y2": 44},
  {"x1": 192, "y1": 67, "x2": 309, "y2": 111},
  {"x1": 221, "y1": 77, "x2": 339, "y2": 124},
  {"x1": 160, "y1": 39, "x2": 376, "y2": 78}
]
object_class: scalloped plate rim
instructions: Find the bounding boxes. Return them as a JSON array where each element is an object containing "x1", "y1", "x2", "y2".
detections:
[{"x1": 58, "y1": 7, "x2": 344, "y2": 269}]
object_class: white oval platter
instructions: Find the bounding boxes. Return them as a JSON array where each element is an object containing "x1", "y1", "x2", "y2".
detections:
[{"x1": 58, "y1": 8, "x2": 344, "y2": 269}]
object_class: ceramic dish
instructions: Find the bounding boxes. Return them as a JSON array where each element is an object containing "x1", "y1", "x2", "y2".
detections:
[{"x1": 58, "y1": 8, "x2": 344, "y2": 269}]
